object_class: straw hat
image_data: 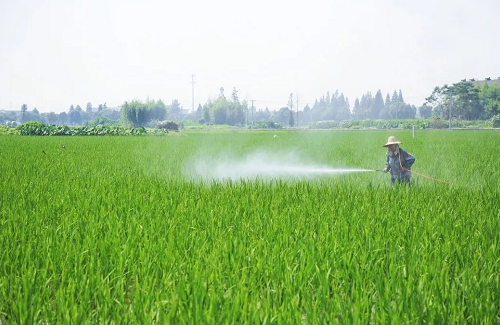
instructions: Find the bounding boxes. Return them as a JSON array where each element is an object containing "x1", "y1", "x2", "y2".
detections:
[{"x1": 383, "y1": 136, "x2": 402, "y2": 147}]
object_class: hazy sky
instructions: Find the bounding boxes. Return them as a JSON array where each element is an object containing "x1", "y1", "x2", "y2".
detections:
[{"x1": 1, "y1": 0, "x2": 499, "y2": 113}]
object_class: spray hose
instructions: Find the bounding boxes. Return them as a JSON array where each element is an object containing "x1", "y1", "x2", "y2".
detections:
[{"x1": 390, "y1": 148, "x2": 456, "y2": 185}]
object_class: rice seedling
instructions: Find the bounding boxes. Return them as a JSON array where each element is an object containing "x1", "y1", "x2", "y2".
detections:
[{"x1": 0, "y1": 130, "x2": 499, "y2": 323}]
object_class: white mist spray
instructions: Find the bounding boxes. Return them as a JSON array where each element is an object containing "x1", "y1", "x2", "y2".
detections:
[{"x1": 184, "y1": 151, "x2": 374, "y2": 181}]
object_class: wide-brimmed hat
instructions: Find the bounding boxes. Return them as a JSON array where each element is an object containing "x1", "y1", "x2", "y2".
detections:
[{"x1": 383, "y1": 136, "x2": 402, "y2": 147}]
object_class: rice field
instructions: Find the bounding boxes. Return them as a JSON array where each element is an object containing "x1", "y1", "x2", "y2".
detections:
[{"x1": 1, "y1": 130, "x2": 499, "y2": 324}]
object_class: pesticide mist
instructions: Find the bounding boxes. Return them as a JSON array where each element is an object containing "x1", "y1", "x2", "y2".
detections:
[{"x1": 185, "y1": 151, "x2": 374, "y2": 181}]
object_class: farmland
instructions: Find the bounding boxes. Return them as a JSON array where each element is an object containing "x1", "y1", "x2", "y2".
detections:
[{"x1": 1, "y1": 130, "x2": 499, "y2": 323}]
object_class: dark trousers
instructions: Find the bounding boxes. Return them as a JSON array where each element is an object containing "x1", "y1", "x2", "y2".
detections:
[{"x1": 391, "y1": 177, "x2": 411, "y2": 186}]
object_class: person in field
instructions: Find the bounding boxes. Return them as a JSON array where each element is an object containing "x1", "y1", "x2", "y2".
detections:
[{"x1": 383, "y1": 136, "x2": 415, "y2": 185}]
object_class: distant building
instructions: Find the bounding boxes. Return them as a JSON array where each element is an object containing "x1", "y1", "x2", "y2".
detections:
[
  {"x1": 0, "y1": 109, "x2": 20, "y2": 114},
  {"x1": 471, "y1": 78, "x2": 500, "y2": 87},
  {"x1": 91, "y1": 106, "x2": 121, "y2": 113}
]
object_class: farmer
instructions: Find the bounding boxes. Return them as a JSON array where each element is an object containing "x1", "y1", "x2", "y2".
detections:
[{"x1": 383, "y1": 136, "x2": 415, "y2": 185}]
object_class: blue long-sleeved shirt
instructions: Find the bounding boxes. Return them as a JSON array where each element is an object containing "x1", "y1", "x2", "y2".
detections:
[{"x1": 386, "y1": 148, "x2": 415, "y2": 179}]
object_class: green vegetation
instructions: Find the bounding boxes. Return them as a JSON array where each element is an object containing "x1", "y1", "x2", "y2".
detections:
[
  {"x1": 309, "y1": 117, "x2": 496, "y2": 130},
  {"x1": 16, "y1": 122, "x2": 161, "y2": 136},
  {"x1": 1, "y1": 131, "x2": 499, "y2": 323},
  {"x1": 426, "y1": 82, "x2": 500, "y2": 120},
  {"x1": 121, "y1": 99, "x2": 168, "y2": 127},
  {"x1": 9, "y1": 81, "x2": 500, "y2": 130},
  {"x1": 85, "y1": 117, "x2": 123, "y2": 127}
]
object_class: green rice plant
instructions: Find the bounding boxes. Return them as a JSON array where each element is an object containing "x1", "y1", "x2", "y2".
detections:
[{"x1": 0, "y1": 130, "x2": 499, "y2": 323}]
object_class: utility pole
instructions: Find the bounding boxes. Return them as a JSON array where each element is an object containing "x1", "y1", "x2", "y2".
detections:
[
  {"x1": 250, "y1": 100, "x2": 255, "y2": 130},
  {"x1": 296, "y1": 93, "x2": 299, "y2": 128},
  {"x1": 191, "y1": 74, "x2": 195, "y2": 113}
]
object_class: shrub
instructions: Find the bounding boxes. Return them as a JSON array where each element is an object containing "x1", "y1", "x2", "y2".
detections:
[
  {"x1": 428, "y1": 117, "x2": 448, "y2": 129},
  {"x1": 86, "y1": 117, "x2": 122, "y2": 127},
  {"x1": 253, "y1": 121, "x2": 283, "y2": 129},
  {"x1": 17, "y1": 122, "x2": 157, "y2": 136},
  {"x1": 309, "y1": 120, "x2": 339, "y2": 129}
]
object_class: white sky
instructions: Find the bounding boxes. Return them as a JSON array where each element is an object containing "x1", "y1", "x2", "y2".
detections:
[{"x1": 1, "y1": 0, "x2": 499, "y2": 113}]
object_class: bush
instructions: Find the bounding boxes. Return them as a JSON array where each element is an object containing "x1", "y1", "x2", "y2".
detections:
[
  {"x1": 428, "y1": 117, "x2": 448, "y2": 129},
  {"x1": 309, "y1": 121, "x2": 339, "y2": 129},
  {"x1": 0, "y1": 125, "x2": 19, "y2": 135},
  {"x1": 253, "y1": 121, "x2": 283, "y2": 129},
  {"x1": 339, "y1": 121, "x2": 353, "y2": 128},
  {"x1": 17, "y1": 122, "x2": 158, "y2": 136},
  {"x1": 86, "y1": 117, "x2": 122, "y2": 127}
]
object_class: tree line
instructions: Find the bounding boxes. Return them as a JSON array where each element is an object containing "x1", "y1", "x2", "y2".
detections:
[
  {"x1": 1, "y1": 102, "x2": 119, "y2": 126},
  {"x1": 424, "y1": 81, "x2": 500, "y2": 120},
  {"x1": 5, "y1": 81, "x2": 499, "y2": 128}
]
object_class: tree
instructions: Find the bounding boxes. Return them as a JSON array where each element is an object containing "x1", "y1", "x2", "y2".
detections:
[
  {"x1": 401, "y1": 104, "x2": 417, "y2": 119},
  {"x1": 21, "y1": 104, "x2": 28, "y2": 123},
  {"x1": 203, "y1": 103, "x2": 211, "y2": 123},
  {"x1": 352, "y1": 98, "x2": 362, "y2": 119},
  {"x1": 152, "y1": 99, "x2": 167, "y2": 121},
  {"x1": 390, "y1": 90, "x2": 400, "y2": 118},
  {"x1": 86, "y1": 102, "x2": 92, "y2": 114},
  {"x1": 288, "y1": 93, "x2": 294, "y2": 111},
  {"x1": 196, "y1": 104, "x2": 203, "y2": 119},
  {"x1": 58, "y1": 112, "x2": 68, "y2": 125},
  {"x1": 98, "y1": 104, "x2": 103, "y2": 112},
  {"x1": 169, "y1": 99, "x2": 181, "y2": 115},
  {"x1": 449, "y1": 82, "x2": 482, "y2": 120},
  {"x1": 359, "y1": 92, "x2": 373, "y2": 119},
  {"x1": 289, "y1": 108, "x2": 294, "y2": 127},
  {"x1": 302, "y1": 104, "x2": 311, "y2": 124},
  {"x1": 481, "y1": 83, "x2": 500, "y2": 117},
  {"x1": 385, "y1": 93, "x2": 391, "y2": 110},
  {"x1": 121, "y1": 101, "x2": 134, "y2": 126},
  {"x1": 227, "y1": 101, "x2": 244, "y2": 126},
  {"x1": 33, "y1": 108, "x2": 39, "y2": 115},
  {"x1": 231, "y1": 87, "x2": 239, "y2": 103},
  {"x1": 136, "y1": 105, "x2": 147, "y2": 126},
  {"x1": 212, "y1": 99, "x2": 227, "y2": 124},
  {"x1": 335, "y1": 94, "x2": 350, "y2": 120},
  {"x1": 425, "y1": 82, "x2": 485, "y2": 120},
  {"x1": 47, "y1": 112, "x2": 57, "y2": 125},
  {"x1": 425, "y1": 85, "x2": 453, "y2": 118},
  {"x1": 419, "y1": 105, "x2": 433, "y2": 119},
  {"x1": 272, "y1": 107, "x2": 292, "y2": 125},
  {"x1": 372, "y1": 90, "x2": 384, "y2": 119},
  {"x1": 69, "y1": 109, "x2": 82, "y2": 125},
  {"x1": 75, "y1": 105, "x2": 82, "y2": 112},
  {"x1": 120, "y1": 99, "x2": 168, "y2": 127},
  {"x1": 69, "y1": 105, "x2": 75, "y2": 112}
]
